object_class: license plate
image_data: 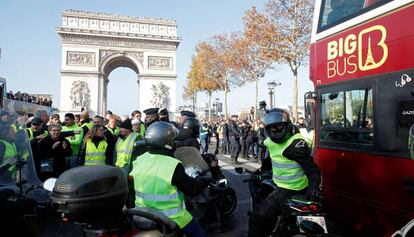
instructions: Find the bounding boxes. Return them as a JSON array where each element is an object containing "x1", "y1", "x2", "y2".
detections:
[{"x1": 297, "y1": 215, "x2": 328, "y2": 234}]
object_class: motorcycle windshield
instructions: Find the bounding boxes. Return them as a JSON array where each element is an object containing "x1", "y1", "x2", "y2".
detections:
[
  {"x1": 0, "y1": 111, "x2": 42, "y2": 193},
  {"x1": 174, "y1": 146, "x2": 210, "y2": 173}
]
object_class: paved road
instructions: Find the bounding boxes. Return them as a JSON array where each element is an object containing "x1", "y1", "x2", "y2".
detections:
[{"x1": 212, "y1": 152, "x2": 262, "y2": 237}]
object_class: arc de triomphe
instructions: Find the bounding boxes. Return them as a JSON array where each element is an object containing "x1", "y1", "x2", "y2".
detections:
[{"x1": 57, "y1": 10, "x2": 181, "y2": 116}]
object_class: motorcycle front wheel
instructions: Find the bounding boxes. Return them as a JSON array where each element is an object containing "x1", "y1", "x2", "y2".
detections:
[{"x1": 219, "y1": 188, "x2": 237, "y2": 216}]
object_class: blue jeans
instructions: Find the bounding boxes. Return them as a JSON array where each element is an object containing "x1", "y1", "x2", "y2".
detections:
[{"x1": 182, "y1": 219, "x2": 206, "y2": 237}]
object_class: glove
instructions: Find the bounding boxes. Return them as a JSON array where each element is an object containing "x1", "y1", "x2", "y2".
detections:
[
  {"x1": 196, "y1": 176, "x2": 214, "y2": 187},
  {"x1": 306, "y1": 186, "x2": 320, "y2": 202}
]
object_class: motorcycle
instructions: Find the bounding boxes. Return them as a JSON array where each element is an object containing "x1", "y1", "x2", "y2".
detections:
[
  {"x1": 174, "y1": 146, "x2": 237, "y2": 227},
  {"x1": 235, "y1": 167, "x2": 328, "y2": 237},
  {"x1": 0, "y1": 111, "x2": 53, "y2": 236},
  {"x1": 45, "y1": 165, "x2": 181, "y2": 237}
]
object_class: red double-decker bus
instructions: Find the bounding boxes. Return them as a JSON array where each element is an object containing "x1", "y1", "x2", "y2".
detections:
[{"x1": 308, "y1": 0, "x2": 414, "y2": 235}]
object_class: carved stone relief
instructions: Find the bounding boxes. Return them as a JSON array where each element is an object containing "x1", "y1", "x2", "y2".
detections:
[
  {"x1": 60, "y1": 34, "x2": 178, "y2": 50},
  {"x1": 150, "y1": 82, "x2": 169, "y2": 108},
  {"x1": 70, "y1": 80, "x2": 91, "y2": 109},
  {"x1": 148, "y1": 56, "x2": 172, "y2": 70},
  {"x1": 67, "y1": 51, "x2": 95, "y2": 66}
]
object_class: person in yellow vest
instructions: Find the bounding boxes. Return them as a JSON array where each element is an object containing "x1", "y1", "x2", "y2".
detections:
[
  {"x1": 115, "y1": 119, "x2": 141, "y2": 173},
  {"x1": 131, "y1": 119, "x2": 144, "y2": 140},
  {"x1": 77, "y1": 125, "x2": 110, "y2": 166},
  {"x1": 248, "y1": 108, "x2": 321, "y2": 237},
  {"x1": 131, "y1": 110, "x2": 146, "y2": 137},
  {"x1": 26, "y1": 117, "x2": 48, "y2": 142},
  {"x1": 106, "y1": 117, "x2": 120, "y2": 136},
  {"x1": 62, "y1": 113, "x2": 83, "y2": 168},
  {"x1": 130, "y1": 122, "x2": 211, "y2": 237},
  {"x1": 80, "y1": 110, "x2": 94, "y2": 137},
  {"x1": 26, "y1": 117, "x2": 48, "y2": 173},
  {"x1": 297, "y1": 117, "x2": 315, "y2": 154},
  {"x1": 0, "y1": 122, "x2": 18, "y2": 180}
]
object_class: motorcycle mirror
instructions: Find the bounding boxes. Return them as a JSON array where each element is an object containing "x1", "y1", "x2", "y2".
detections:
[
  {"x1": 299, "y1": 220, "x2": 325, "y2": 235},
  {"x1": 234, "y1": 167, "x2": 245, "y2": 174},
  {"x1": 43, "y1": 178, "x2": 57, "y2": 192},
  {"x1": 134, "y1": 140, "x2": 146, "y2": 147},
  {"x1": 217, "y1": 179, "x2": 229, "y2": 189}
]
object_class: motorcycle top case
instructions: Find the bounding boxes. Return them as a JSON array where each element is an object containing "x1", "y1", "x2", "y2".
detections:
[{"x1": 51, "y1": 165, "x2": 128, "y2": 223}]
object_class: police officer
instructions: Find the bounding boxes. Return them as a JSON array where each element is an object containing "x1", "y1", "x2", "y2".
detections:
[
  {"x1": 179, "y1": 110, "x2": 196, "y2": 126},
  {"x1": 143, "y1": 108, "x2": 160, "y2": 128},
  {"x1": 228, "y1": 114, "x2": 243, "y2": 164},
  {"x1": 130, "y1": 122, "x2": 210, "y2": 237},
  {"x1": 175, "y1": 117, "x2": 200, "y2": 150},
  {"x1": 248, "y1": 108, "x2": 321, "y2": 237},
  {"x1": 159, "y1": 108, "x2": 180, "y2": 128}
]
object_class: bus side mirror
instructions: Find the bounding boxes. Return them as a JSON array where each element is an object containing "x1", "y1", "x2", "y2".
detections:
[
  {"x1": 304, "y1": 91, "x2": 316, "y2": 130},
  {"x1": 0, "y1": 83, "x2": 4, "y2": 109}
]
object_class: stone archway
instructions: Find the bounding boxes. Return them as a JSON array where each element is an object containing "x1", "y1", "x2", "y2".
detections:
[{"x1": 57, "y1": 10, "x2": 181, "y2": 116}]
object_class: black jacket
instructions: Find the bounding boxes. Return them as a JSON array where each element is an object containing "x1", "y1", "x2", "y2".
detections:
[
  {"x1": 228, "y1": 120, "x2": 242, "y2": 138},
  {"x1": 281, "y1": 135, "x2": 321, "y2": 189},
  {"x1": 37, "y1": 136, "x2": 72, "y2": 179},
  {"x1": 223, "y1": 123, "x2": 229, "y2": 138},
  {"x1": 148, "y1": 149, "x2": 210, "y2": 196}
]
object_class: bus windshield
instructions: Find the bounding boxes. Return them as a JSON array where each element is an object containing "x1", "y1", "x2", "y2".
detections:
[{"x1": 318, "y1": 0, "x2": 393, "y2": 32}]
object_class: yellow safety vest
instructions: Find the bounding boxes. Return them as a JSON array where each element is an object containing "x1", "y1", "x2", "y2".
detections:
[
  {"x1": 264, "y1": 133, "x2": 309, "y2": 191},
  {"x1": 84, "y1": 139, "x2": 108, "y2": 166},
  {"x1": 131, "y1": 152, "x2": 192, "y2": 228},
  {"x1": 115, "y1": 132, "x2": 139, "y2": 168},
  {"x1": 0, "y1": 140, "x2": 18, "y2": 178},
  {"x1": 27, "y1": 128, "x2": 48, "y2": 141}
]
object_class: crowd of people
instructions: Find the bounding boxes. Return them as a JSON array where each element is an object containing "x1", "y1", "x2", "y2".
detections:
[
  {"x1": 6, "y1": 90, "x2": 53, "y2": 107},
  {"x1": 198, "y1": 101, "x2": 315, "y2": 165},
  {"x1": 0, "y1": 102, "x2": 319, "y2": 237}
]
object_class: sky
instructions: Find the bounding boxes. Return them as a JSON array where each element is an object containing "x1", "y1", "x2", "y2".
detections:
[{"x1": 0, "y1": 0, "x2": 313, "y2": 115}]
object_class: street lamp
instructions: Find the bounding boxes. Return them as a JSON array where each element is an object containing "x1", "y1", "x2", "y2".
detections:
[
  {"x1": 215, "y1": 98, "x2": 219, "y2": 119},
  {"x1": 267, "y1": 81, "x2": 281, "y2": 109}
]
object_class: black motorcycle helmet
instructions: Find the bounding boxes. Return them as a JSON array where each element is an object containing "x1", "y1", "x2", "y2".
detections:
[
  {"x1": 183, "y1": 117, "x2": 200, "y2": 138},
  {"x1": 263, "y1": 108, "x2": 293, "y2": 143},
  {"x1": 144, "y1": 121, "x2": 179, "y2": 151}
]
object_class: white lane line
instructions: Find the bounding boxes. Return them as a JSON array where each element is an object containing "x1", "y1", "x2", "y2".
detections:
[{"x1": 237, "y1": 157, "x2": 261, "y2": 169}]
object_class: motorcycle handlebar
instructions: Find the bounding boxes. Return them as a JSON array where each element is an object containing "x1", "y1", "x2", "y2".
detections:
[{"x1": 125, "y1": 207, "x2": 178, "y2": 231}]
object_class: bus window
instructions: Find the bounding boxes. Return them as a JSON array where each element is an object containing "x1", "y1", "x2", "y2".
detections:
[
  {"x1": 320, "y1": 88, "x2": 374, "y2": 144},
  {"x1": 318, "y1": 0, "x2": 393, "y2": 31}
]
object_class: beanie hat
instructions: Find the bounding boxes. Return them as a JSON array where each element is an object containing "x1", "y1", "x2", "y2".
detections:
[{"x1": 120, "y1": 119, "x2": 132, "y2": 130}]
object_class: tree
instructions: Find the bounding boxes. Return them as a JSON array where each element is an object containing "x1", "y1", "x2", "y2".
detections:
[
  {"x1": 186, "y1": 47, "x2": 221, "y2": 120},
  {"x1": 233, "y1": 7, "x2": 279, "y2": 120},
  {"x1": 265, "y1": 0, "x2": 314, "y2": 122},
  {"x1": 204, "y1": 33, "x2": 242, "y2": 119},
  {"x1": 185, "y1": 56, "x2": 202, "y2": 112},
  {"x1": 182, "y1": 83, "x2": 197, "y2": 112},
  {"x1": 195, "y1": 42, "x2": 222, "y2": 120}
]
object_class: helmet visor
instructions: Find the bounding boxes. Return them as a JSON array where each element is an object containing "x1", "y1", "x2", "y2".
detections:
[{"x1": 263, "y1": 109, "x2": 290, "y2": 127}]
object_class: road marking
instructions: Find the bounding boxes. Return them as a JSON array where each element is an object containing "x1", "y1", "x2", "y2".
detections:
[{"x1": 218, "y1": 154, "x2": 261, "y2": 170}]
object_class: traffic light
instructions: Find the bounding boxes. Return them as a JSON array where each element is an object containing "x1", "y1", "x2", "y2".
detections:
[{"x1": 217, "y1": 102, "x2": 223, "y2": 113}]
